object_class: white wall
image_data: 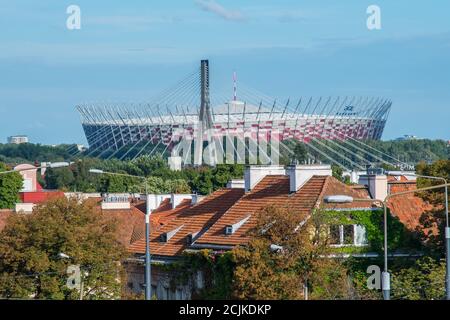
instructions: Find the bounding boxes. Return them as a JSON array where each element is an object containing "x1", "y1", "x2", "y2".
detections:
[
  {"x1": 286, "y1": 165, "x2": 332, "y2": 193},
  {"x1": 244, "y1": 166, "x2": 285, "y2": 192}
]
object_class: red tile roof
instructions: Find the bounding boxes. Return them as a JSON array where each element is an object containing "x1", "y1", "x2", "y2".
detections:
[
  {"x1": 128, "y1": 188, "x2": 244, "y2": 256},
  {"x1": 195, "y1": 175, "x2": 378, "y2": 248},
  {"x1": 151, "y1": 198, "x2": 193, "y2": 227},
  {"x1": 195, "y1": 175, "x2": 328, "y2": 247},
  {"x1": 387, "y1": 182, "x2": 435, "y2": 232},
  {"x1": 322, "y1": 178, "x2": 376, "y2": 210},
  {"x1": 126, "y1": 175, "x2": 380, "y2": 257},
  {"x1": 126, "y1": 173, "x2": 440, "y2": 258},
  {"x1": 100, "y1": 203, "x2": 146, "y2": 247}
]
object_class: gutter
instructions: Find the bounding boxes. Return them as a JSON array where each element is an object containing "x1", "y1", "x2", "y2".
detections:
[{"x1": 189, "y1": 243, "x2": 235, "y2": 250}]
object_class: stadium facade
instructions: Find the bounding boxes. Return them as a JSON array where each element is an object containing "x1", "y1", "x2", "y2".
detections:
[{"x1": 77, "y1": 60, "x2": 391, "y2": 162}]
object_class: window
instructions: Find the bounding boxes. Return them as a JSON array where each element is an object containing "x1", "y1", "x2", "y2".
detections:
[
  {"x1": 343, "y1": 225, "x2": 354, "y2": 245},
  {"x1": 330, "y1": 225, "x2": 341, "y2": 245},
  {"x1": 176, "y1": 289, "x2": 183, "y2": 300},
  {"x1": 354, "y1": 225, "x2": 368, "y2": 246},
  {"x1": 329, "y1": 225, "x2": 368, "y2": 247}
]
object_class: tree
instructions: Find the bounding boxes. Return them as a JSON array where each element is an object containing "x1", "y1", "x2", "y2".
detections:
[
  {"x1": 293, "y1": 143, "x2": 308, "y2": 163},
  {"x1": 0, "y1": 163, "x2": 23, "y2": 209},
  {"x1": 415, "y1": 160, "x2": 450, "y2": 254},
  {"x1": 232, "y1": 205, "x2": 350, "y2": 300},
  {"x1": 0, "y1": 197, "x2": 126, "y2": 299},
  {"x1": 391, "y1": 257, "x2": 445, "y2": 300},
  {"x1": 165, "y1": 179, "x2": 191, "y2": 194},
  {"x1": 331, "y1": 165, "x2": 345, "y2": 182},
  {"x1": 191, "y1": 168, "x2": 214, "y2": 195},
  {"x1": 45, "y1": 167, "x2": 75, "y2": 191}
]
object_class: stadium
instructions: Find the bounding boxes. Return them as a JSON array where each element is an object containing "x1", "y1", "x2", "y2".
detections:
[{"x1": 76, "y1": 60, "x2": 391, "y2": 165}]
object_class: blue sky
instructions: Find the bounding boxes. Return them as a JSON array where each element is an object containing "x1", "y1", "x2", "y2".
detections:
[{"x1": 0, "y1": 0, "x2": 449, "y2": 144}]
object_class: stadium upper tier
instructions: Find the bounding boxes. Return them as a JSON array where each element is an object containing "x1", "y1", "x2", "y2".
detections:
[
  {"x1": 76, "y1": 60, "x2": 391, "y2": 156},
  {"x1": 77, "y1": 98, "x2": 391, "y2": 152}
]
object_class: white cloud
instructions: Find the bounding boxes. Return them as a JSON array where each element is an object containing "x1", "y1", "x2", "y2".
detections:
[{"x1": 195, "y1": 0, "x2": 244, "y2": 21}]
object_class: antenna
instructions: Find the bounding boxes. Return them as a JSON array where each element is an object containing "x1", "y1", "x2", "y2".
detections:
[{"x1": 233, "y1": 71, "x2": 237, "y2": 101}]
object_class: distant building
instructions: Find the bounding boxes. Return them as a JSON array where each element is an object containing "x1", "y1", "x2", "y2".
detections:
[
  {"x1": 7, "y1": 135, "x2": 29, "y2": 144},
  {"x1": 395, "y1": 135, "x2": 420, "y2": 141},
  {"x1": 76, "y1": 144, "x2": 86, "y2": 152},
  {"x1": 13, "y1": 164, "x2": 65, "y2": 213}
]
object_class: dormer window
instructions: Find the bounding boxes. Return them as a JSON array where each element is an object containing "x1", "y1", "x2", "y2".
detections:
[
  {"x1": 225, "y1": 215, "x2": 251, "y2": 235},
  {"x1": 160, "y1": 225, "x2": 184, "y2": 243},
  {"x1": 186, "y1": 231, "x2": 200, "y2": 244}
]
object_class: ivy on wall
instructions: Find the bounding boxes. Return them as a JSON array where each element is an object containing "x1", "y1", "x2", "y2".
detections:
[
  {"x1": 161, "y1": 249, "x2": 235, "y2": 299},
  {"x1": 321, "y1": 209, "x2": 421, "y2": 253}
]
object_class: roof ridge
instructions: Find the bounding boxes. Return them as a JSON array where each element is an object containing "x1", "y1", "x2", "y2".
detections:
[{"x1": 314, "y1": 175, "x2": 331, "y2": 209}]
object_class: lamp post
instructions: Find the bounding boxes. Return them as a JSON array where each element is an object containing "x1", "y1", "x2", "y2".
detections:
[
  {"x1": 389, "y1": 172, "x2": 449, "y2": 300},
  {"x1": 89, "y1": 169, "x2": 152, "y2": 300},
  {"x1": 325, "y1": 182, "x2": 450, "y2": 300},
  {"x1": 0, "y1": 162, "x2": 70, "y2": 175}
]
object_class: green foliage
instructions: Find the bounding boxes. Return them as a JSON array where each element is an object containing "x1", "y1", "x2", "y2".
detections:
[
  {"x1": 45, "y1": 167, "x2": 75, "y2": 191},
  {"x1": 365, "y1": 139, "x2": 450, "y2": 163},
  {"x1": 39, "y1": 154, "x2": 243, "y2": 195},
  {"x1": 0, "y1": 143, "x2": 75, "y2": 164},
  {"x1": 391, "y1": 257, "x2": 445, "y2": 300},
  {"x1": 322, "y1": 209, "x2": 420, "y2": 253},
  {"x1": 293, "y1": 143, "x2": 308, "y2": 163},
  {"x1": 232, "y1": 205, "x2": 351, "y2": 300},
  {"x1": 413, "y1": 160, "x2": 450, "y2": 256},
  {"x1": 0, "y1": 163, "x2": 23, "y2": 209},
  {"x1": 284, "y1": 139, "x2": 450, "y2": 168},
  {"x1": 416, "y1": 160, "x2": 450, "y2": 205},
  {"x1": 331, "y1": 165, "x2": 350, "y2": 184},
  {"x1": 161, "y1": 250, "x2": 235, "y2": 299},
  {"x1": 0, "y1": 197, "x2": 126, "y2": 300}
]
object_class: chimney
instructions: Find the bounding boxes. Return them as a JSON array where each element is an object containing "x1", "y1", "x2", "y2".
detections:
[
  {"x1": 226, "y1": 179, "x2": 245, "y2": 189},
  {"x1": 191, "y1": 193, "x2": 205, "y2": 205},
  {"x1": 358, "y1": 171, "x2": 388, "y2": 201},
  {"x1": 244, "y1": 165, "x2": 286, "y2": 192},
  {"x1": 350, "y1": 170, "x2": 359, "y2": 184},
  {"x1": 286, "y1": 165, "x2": 332, "y2": 193},
  {"x1": 171, "y1": 194, "x2": 194, "y2": 209},
  {"x1": 145, "y1": 194, "x2": 171, "y2": 211}
]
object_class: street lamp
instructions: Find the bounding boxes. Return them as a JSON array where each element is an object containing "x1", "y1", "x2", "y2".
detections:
[
  {"x1": 0, "y1": 162, "x2": 71, "y2": 175},
  {"x1": 325, "y1": 182, "x2": 450, "y2": 300},
  {"x1": 89, "y1": 169, "x2": 152, "y2": 300},
  {"x1": 388, "y1": 172, "x2": 449, "y2": 300}
]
